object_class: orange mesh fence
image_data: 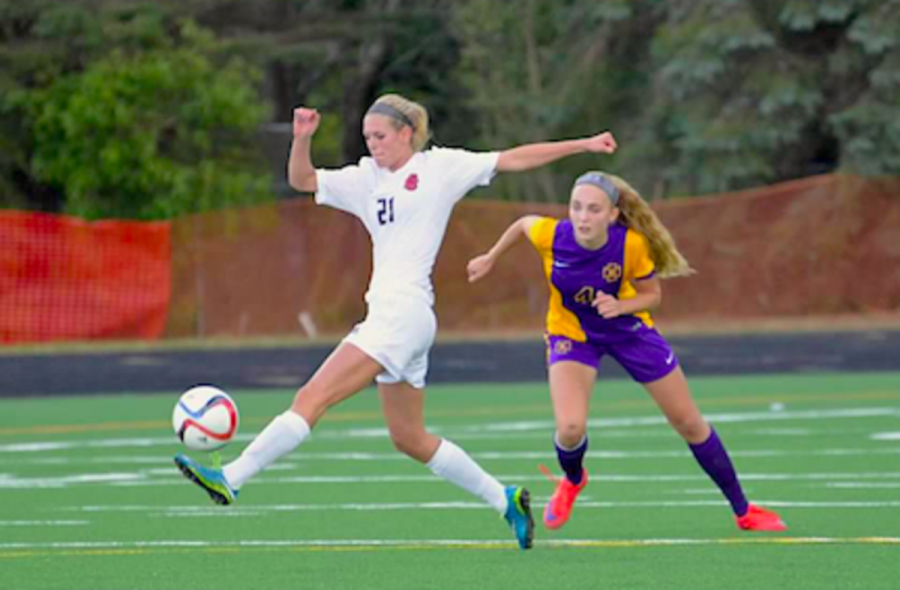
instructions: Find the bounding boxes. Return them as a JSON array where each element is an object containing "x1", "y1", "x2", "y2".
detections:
[
  {"x1": 168, "y1": 174, "x2": 900, "y2": 340},
  {"x1": 652, "y1": 175, "x2": 900, "y2": 322},
  {"x1": 168, "y1": 200, "x2": 370, "y2": 338},
  {"x1": 3, "y1": 174, "x2": 897, "y2": 344},
  {"x1": 0, "y1": 211, "x2": 171, "y2": 343}
]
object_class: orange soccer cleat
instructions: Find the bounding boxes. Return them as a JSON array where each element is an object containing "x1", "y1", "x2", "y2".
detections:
[
  {"x1": 542, "y1": 469, "x2": 588, "y2": 530},
  {"x1": 736, "y1": 504, "x2": 787, "y2": 532}
]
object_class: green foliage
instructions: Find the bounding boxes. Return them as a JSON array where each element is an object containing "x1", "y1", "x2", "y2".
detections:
[
  {"x1": 3, "y1": 0, "x2": 900, "y2": 211},
  {"x1": 18, "y1": 19, "x2": 271, "y2": 219},
  {"x1": 639, "y1": 0, "x2": 900, "y2": 195},
  {"x1": 451, "y1": 0, "x2": 661, "y2": 201},
  {"x1": 830, "y1": 100, "x2": 900, "y2": 176},
  {"x1": 1, "y1": 2, "x2": 272, "y2": 219}
]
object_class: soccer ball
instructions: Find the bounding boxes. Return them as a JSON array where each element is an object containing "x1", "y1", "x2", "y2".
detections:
[{"x1": 172, "y1": 385, "x2": 240, "y2": 452}]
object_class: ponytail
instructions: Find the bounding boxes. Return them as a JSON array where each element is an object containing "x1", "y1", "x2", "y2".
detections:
[{"x1": 608, "y1": 175, "x2": 695, "y2": 278}]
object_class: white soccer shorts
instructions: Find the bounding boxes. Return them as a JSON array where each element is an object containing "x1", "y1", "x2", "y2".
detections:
[{"x1": 343, "y1": 295, "x2": 437, "y2": 389}]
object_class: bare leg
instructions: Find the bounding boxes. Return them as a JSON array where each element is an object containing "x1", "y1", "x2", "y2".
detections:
[
  {"x1": 642, "y1": 366, "x2": 748, "y2": 516},
  {"x1": 549, "y1": 361, "x2": 596, "y2": 448},
  {"x1": 641, "y1": 366, "x2": 710, "y2": 444},
  {"x1": 378, "y1": 381, "x2": 440, "y2": 462},
  {"x1": 291, "y1": 342, "x2": 385, "y2": 427},
  {"x1": 549, "y1": 361, "x2": 595, "y2": 483},
  {"x1": 379, "y1": 381, "x2": 507, "y2": 514},
  {"x1": 543, "y1": 361, "x2": 596, "y2": 528},
  {"x1": 223, "y1": 342, "x2": 383, "y2": 489}
]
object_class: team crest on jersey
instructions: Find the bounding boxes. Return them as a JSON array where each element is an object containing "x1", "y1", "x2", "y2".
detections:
[
  {"x1": 602, "y1": 262, "x2": 622, "y2": 283},
  {"x1": 404, "y1": 174, "x2": 419, "y2": 191},
  {"x1": 553, "y1": 338, "x2": 573, "y2": 355}
]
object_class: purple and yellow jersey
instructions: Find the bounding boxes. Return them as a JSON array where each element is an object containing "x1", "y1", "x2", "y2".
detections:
[{"x1": 528, "y1": 217, "x2": 656, "y2": 343}]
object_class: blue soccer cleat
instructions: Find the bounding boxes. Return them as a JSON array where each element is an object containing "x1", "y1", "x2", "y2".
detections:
[
  {"x1": 503, "y1": 485, "x2": 534, "y2": 550},
  {"x1": 174, "y1": 453, "x2": 238, "y2": 505}
]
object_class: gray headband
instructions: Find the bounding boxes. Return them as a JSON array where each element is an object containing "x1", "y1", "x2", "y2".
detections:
[
  {"x1": 366, "y1": 102, "x2": 414, "y2": 129},
  {"x1": 574, "y1": 171, "x2": 620, "y2": 205}
]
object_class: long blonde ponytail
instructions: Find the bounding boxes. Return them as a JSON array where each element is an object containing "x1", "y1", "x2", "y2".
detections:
[{"x1": 607, "y1": 174, "x2": 695, "y2": 278}]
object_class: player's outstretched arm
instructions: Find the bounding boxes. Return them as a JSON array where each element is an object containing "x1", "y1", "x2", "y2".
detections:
[
  {"x1": 467, "y1": 215, "x2": 542, "y2": 283},
  {"x1": 495, "y1": 132, "x2": 617, "y2": 173},
  {"x1": 288, "y1": 107, "x2": 321, "y2": 193}
]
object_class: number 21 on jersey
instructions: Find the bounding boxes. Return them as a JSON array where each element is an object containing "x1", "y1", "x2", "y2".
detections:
[{"x1": 377, "y1": 197, "x2": 395, "y2": 225}]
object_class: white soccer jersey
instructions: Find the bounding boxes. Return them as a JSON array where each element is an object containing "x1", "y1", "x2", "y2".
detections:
[{"x1": 315, "y1": 147, "x2": 499, "y2": 306}]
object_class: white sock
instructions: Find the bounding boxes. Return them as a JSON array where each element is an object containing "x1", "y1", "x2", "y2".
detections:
[
  {"x1": 427, "y1": 439, "x2": 508, "y2": 514},
  {"x1": 223, "y1": 410, "x2": 310, "y2": 490}
]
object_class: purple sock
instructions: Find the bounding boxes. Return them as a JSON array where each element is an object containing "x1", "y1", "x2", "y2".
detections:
[
  {"x1": 555, "y1": 434, "x2": 588, "y2": 485},
  {"x1": 689, "y1": 427, "x2": 749, "y2": 517}
]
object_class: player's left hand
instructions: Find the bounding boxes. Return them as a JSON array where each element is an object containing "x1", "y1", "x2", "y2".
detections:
[
  {"x1": 584, "y1": 131, "x2": 617, "y2": 154},
  {"x1": 593, "y1": 291, "x2": 621, "y2": 318},
  {"x1": 466, "y1": 254, "x2": 494, "y2": 283}
]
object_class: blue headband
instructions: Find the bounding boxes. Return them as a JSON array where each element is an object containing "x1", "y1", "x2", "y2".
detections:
[
  {"x1": 574, "y1": 171, "x2": 620, "y2": 205},
  {"x1": 366, "y1": 102, "x2": 414, "y2": 129}
]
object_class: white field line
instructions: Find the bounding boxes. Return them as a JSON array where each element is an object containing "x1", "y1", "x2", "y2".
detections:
[
  {"x1": 62, "y1": 499, "x2": 900, "y2": 515},
  {"x1": 872, "y1": 432, "x2": 900, "y2": 440},
  {"x1": 6, "y1": 470, "x2": 900, "y2": 490},
  {"x1": 1, "y1": 446, "x2": 899, "y2": 467},
  {"x1": 13, "y1": 444, "x2": 900, "y2": 473},
  {"x1": 0, "y1": 521, "x2": 87, "y2": 526},
  {"x1": 825, "y1": 482, "x2": 900, "y2": 489},
  {"x1": 2, "y1": 407, "x2": 897, "y2": 454},
  {"x1": 2, "y1": 536, "x2": 899, "y2": 554}
]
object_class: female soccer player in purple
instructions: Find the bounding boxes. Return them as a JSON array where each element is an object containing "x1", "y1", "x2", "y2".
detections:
[{"x1": 467, "y1": 171, "x2": 787, "y2": 533}]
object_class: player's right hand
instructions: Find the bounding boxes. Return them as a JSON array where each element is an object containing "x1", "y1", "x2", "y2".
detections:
[
  {"x1": 584, "y1": 131, "x2": 617, "y2": 154},
  {"x1": 467, "y1": 255, "x2": 494, "y2": 283},
  {"x1": 293, "y1": 107, "x2": 320, "y2": 138}
]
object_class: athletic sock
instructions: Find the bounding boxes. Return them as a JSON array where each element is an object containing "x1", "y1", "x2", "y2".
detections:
[
  {"x1": 427, "y1": 438, "x2": 508, "y2": 514},
  {"x1": 688, "y1": 427, "x2": 749, "y2": 516},
  {"x1": 555, "y1": 433, "x2": 588, "y2": 485},
  {"x1": 223, "y1": 410, "x2": 311, "y2": 490}
]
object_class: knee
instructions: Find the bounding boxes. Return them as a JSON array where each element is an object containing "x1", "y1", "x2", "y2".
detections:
[
  {"x1": 290, "y1": 383, "x2": 328, "y2": 426},
  {"x1": 556, "y1": 421, "x2": 586, "y2": 449},
  {"x1": 670, "y1": 416, "x2": 709, "y2": 444},
  {"x1": 388, "y1": 428, "x2": 431, "y2": 462}
]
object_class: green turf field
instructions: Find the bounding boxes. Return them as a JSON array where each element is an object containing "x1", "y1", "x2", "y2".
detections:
[{"x1": 2, "y1": 372, "x2": 899, "y2": 590}]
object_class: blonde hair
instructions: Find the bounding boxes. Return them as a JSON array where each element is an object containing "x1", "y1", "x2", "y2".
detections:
[
  {"x1": 606, "y1": 174, "x2": 695, "y2": 278},
  {"x1": 369, "y1": 94, "x2": 431, "y2": 152}
]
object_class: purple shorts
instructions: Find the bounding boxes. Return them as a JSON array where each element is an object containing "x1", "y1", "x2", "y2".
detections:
[{"x1": 546, "y1": 328, "x2": 679, "y2": 383}]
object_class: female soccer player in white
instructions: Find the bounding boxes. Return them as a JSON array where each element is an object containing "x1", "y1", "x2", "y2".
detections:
[{"x1": 175, "y1": 93, "x2": 618, "y2": 550}]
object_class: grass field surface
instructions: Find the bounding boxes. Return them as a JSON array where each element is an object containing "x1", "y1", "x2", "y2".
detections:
[{"x1": 2, "y1": 372, "x2": 899, "y2": 589}]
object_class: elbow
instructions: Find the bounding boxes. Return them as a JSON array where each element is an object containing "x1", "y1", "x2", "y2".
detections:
[
  {"x1": 289, "y1": 171, "x2": 317, "y2": 194},
  {"x1": 496, "y1": 152, "x2": 524, "y2": 173}
]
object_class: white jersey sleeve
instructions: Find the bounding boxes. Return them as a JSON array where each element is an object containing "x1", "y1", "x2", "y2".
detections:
[
  {"x1": 428, "y1": 147, "x2": 499, "y2": 204},
  {"x1": 315, "y1": 158, "x2": 378, "y2": 216}
]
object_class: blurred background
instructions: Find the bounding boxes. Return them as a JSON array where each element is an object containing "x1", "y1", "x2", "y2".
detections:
[{"x1": 1, "y1": 0, "x2": 899, "y2": 349}]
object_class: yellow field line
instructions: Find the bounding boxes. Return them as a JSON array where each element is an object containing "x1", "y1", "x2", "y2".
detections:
[{"x1": 3, "y1": 536, "x2": 900, "y2": 560}]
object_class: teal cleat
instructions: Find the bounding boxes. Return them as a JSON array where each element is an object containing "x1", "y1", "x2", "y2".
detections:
[
  {"x1": 174, "y1": 453, "x2": 238, "y2": 505},
  {"x1": 503, "y1": 485, "x2": 534, "y2": 550}
]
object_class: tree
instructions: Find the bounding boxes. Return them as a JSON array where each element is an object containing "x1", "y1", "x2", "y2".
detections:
[
  {"x1": 1, "y1": 2, "x2": 271, "y2": 218},
  {"x1": 182, "y1": 0, "x2": 462, "y2": 165},
  {"x1": 450, "y1": 0, "x2": 900, "y2": 200},
  {"x1": 640, "y1": 0, "x2": 900, "y2": 195},
  {"x1": 449, "y1": 0, "x2": 664, "y2": 201}
]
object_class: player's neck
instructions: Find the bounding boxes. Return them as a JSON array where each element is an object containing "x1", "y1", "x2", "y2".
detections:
[
  {"x1": 575, "y1": 232, "x2": 608, "y2": 251},
  {"x1": 387, "y1": 152, "x2": 415, "y2": 172}
]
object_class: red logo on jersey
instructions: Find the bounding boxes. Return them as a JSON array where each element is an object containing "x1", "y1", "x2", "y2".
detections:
[{"x1": 404, "y1": 174, "x2": 419, "y2": 191}]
